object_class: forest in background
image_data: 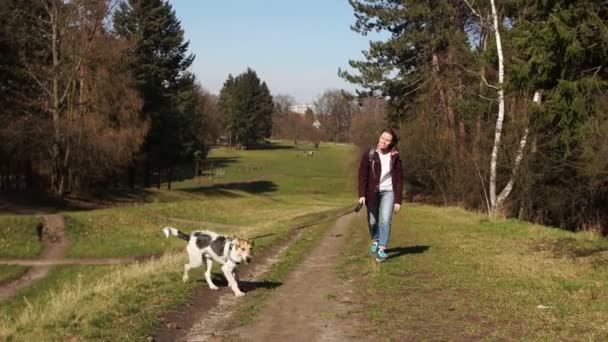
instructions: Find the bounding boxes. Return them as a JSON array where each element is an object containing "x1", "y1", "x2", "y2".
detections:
[{"x1": 342, "y1": 0, "x2": 608, "y2": 233}]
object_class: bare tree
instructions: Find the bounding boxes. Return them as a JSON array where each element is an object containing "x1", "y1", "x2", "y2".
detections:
[
  {"x1": 314, "y1": 89, "x2": 357, "y2": 143},
  {"x1": 271, "y1": 94, "x2": 297, "y2": 140},
  {"x1": 350, "y1": 97, "x2": 388, "y2": 149},
  {"x1": 13, "y1": 0, "x2": 146, "y2": 195}
]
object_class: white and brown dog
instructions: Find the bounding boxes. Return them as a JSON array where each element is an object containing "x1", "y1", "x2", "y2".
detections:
[{"x1": 162, "y1": 227, "x2": 254, "y2": 297}]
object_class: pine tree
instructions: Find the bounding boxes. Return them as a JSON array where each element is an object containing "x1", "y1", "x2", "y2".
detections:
[
  {"x1": 507, "y1": 0, "x2": 608, "y2": 228},
  {"x1": 0, "y1": 0, "x2": 41, "y2": 190},
  {"x1": 218, "y1": 69, "x2": 274, "y2": 148},
  {"x1": 113, "y1": 0, "x2": 201, "y2": 186},
  {"x1": 340, "y1": 0, "x2": 475, "y2": 128},
  {"x1": 218, "y1": 74, "x2": 237, "y2": 145}
]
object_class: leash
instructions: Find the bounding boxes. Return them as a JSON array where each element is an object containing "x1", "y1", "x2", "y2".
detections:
[{"x1": 250, "y1": 202, "x2": 364, "y2": 240}]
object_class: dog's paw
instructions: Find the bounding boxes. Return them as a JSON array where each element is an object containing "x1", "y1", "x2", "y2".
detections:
[
  {"x1": 182, "y1": 276, "x2": 189, "y2": 283},
  {"x1": 209, "y1": 285, "x2": 219, "y2": 291},
  {"x1": 234, "y1": 291, "x2": 246, "y2": 297}
]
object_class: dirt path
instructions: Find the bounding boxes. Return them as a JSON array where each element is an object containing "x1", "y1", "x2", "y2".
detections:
[
  {"x1": 227, "y1": 213, "x2": 363, "y2": 341},
  {"x1": 0, "y1": 256, "x2": 159, "y2": 266},
  {"x1": 152, "y1": 224, "x2": 308, "y2": 342},
  {"x1": 0, "y1": 213, "x2": 163, "y2": 302},
  {"x1": 170, "y1": 212, "x2": 363, "y2": 342},
  {"x1": 0, "y1": 214, "x2": 68, "y2": 302}
]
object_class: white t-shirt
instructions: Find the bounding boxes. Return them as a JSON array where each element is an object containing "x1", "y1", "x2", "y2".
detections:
[{"x1": 378, "y1": 151, "x2": 393, "y2": 191}]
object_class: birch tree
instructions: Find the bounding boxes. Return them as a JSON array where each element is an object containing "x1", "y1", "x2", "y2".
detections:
[{"x1": 464, "y1": 0, "x2": 532, "y2": 215}]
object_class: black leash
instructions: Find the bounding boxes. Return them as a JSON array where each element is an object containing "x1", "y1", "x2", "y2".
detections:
[{"x1": 250, "y1": 202, "x2": 363, "y2": 240}]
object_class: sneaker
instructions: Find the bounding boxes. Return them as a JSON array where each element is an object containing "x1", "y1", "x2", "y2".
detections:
[
  {"x1": 376, "y1": 249, "x2": 388, "y2": 262},
  {"x1": 369, "y1": 242, "x2": 378, "y2": 255}
]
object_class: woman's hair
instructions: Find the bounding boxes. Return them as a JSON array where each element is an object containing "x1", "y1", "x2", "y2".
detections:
[{"x1": 380, "y1": 128, "x2": 399, "y2": 149}]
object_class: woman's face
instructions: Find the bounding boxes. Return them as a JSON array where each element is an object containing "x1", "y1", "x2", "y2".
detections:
[{"x1": 377, "y1": 132, "x2": 393, "y2": 151}]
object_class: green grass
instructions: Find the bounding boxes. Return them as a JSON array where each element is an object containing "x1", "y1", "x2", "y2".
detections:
[
  {"x1": 60, "y1": 141, "x2": 356, "y2": 259},
  {"x1": 0, "y1": 141, "x2": 358, "y2": 340},
  {"x1": 5, "y1": 140, "x2": 608, "y2": 340},
  {"x1": 0, "y1": 207, "x2": 348, "y2": 341},
  {"x1": 0, "y1": 265, "x2": 28, "y2": 284},
  {"x1": 341, "y1": 204, "x2": 608, "y2": 341},
  {"x1": 0, "y1": 215, "x2": 42, "y2": 258},
  {"x1": 0, "y1": 215, "x2": 42, "y2": 283}
]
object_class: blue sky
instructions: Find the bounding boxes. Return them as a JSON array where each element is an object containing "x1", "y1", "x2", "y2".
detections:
[{"x1": 171, "y1": 0, "x2": 383, "y2": 104}]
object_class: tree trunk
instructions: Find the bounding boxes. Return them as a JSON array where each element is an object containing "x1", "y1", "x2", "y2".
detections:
[
  {"x1": 156, "y1": 167, "x2": 161, "y2": 189},
  {"x1": 486, "y1": 0, "x2": 532, "y2": 215},
  {"x1": 432, "y1": 53, "x2": 456, "y2": 144},
  {"x1": 167, "y1": 167, "x2": 173, "y2": 190},
  {"x1": 488, "y1": 0, "x2": 505, "y2": 215},
  {"x1": 144, "y1": 160, "x2": 150, "y2": 187},
  {"x1": 26, "y1": 159, "x2": 34, "y2": 190},
  {"x1": 128, "y1": 164, "x2": 136, "y2": 189},
  {"x1": 473, "y1": 27, "x2": 488, "y2": 159},
  {"x1": 495, "y1": 91, "x2": 539, "y2": 210}
]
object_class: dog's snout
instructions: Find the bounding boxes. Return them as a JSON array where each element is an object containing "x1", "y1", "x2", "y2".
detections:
[{"x1": 246, "y1": 257, "x2": 252, "y2": 263}]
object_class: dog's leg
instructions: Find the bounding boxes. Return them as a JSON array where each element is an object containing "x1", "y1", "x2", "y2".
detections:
[
  {"x1": 222, "y1": 263, "x2": 245, "y2": 297},
  {"x1": 183, "y1": 252, "x2": 202, "y2": 283},
  {"x1": 203, "y1": 255, "x2": 219, "y2": 290}
]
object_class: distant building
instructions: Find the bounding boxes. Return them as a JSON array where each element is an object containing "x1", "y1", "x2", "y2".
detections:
[{"x1": 288, "y1": 104, "x2": 314, "y2": 114}]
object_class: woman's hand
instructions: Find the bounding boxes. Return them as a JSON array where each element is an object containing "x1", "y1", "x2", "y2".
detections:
[
  {"x1": 393, "y1": 203, "x2": 401, "y2": 213},
  {"x1": 358, "y1": 197, "x2": 365, "y2": 205}
]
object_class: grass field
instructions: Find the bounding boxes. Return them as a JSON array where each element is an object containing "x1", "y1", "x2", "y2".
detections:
[
  {"x1": 3, "y1": 140, "x2": 608, "y2": 340},
  {"x1": 341, "y1": 204, "x2": 608, "y2": 341},
  {"x1": 0, "y1": 141, "x2": 358, "y2": 341},
  {"x1": 0, "y1": 215, "x2": 42, "y2": 284},
  {"x1": 0, "y1": 215, "x2": 42, "y2": 258}
]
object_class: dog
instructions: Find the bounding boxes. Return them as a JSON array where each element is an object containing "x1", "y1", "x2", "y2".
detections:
[{"x1": 162, "y1": 227, "x2": 253, "y2": 297}]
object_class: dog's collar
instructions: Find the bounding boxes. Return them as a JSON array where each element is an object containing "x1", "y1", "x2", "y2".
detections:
[{"x1": 225, "y1": 241, "x2": 241, "y2": 264}]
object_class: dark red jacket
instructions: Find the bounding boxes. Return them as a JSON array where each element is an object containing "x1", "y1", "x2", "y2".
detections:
[{"x1": 358, "y1": 148, "x2": 403, "y2": 207}]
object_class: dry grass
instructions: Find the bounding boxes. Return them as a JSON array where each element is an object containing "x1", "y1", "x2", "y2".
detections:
[
  {"x1": 341, "y1": 204, "x2": 608, "y2": 341},
  {"x1": 0, "y1": 253, "x2": 185, "y2": 341}
]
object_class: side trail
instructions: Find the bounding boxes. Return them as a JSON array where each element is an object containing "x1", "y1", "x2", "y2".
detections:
[{"x1": 0, "y1": 214, "x2": 68, "y2": 302}]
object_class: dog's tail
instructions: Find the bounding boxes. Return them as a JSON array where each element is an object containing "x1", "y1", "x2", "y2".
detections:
[{"x1": 162, "y1": 227, "x2": 191, "y2": 242}]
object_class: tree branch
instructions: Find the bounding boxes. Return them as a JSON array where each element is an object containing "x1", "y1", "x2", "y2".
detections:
[{"x1": 482, "y1": 75, "x2": 499, "y2": 90}]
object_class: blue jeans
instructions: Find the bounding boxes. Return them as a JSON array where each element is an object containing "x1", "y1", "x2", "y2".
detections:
[{"x1": 367, "y1": 190, "x2": 394, "y2": 249}]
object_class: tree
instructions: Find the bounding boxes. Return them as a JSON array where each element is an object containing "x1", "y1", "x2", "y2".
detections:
[
  {"x1": 342, "y1": 0, "x2": 608, "y2": 232},
  {"x1": 463, "y1": 0, "x2": 533, "y2": 215},
  {"x1": 113, "y1": 0, "x2": 201, "y2": 188},
  {"x1": 4, "y1": 0, "x2": 147, "y2": 196},
  {"x1": 0, "y1": 0, "x2": 41, "y2": 190},
  {"x1": 314, "y1": 89, "x2": 357, "y2": 143},
  {"x1": 341, "y1": 0, "x2": 491, "y2": 207},
  {"x1": 350, "y1": 97, "x2": 388, "y2": 149},
  {"x1": 218, "y1": 74, "x2": 236, "y2": 145},
  {"x1": 271, "y1": 94, "x2": 296, "y2": 140},
  {"x1": 218, "y1": 68, "x2": 274, "y2": 148},
  {"x1": 506, "y1": 0, "x2": 608, "y2": 228},
  {"x1": 197, "y1": 87, "x2": 221, "y2": 145},
  {"x1": 340, "y1": 0, "x2": 476, "y2": 132}
]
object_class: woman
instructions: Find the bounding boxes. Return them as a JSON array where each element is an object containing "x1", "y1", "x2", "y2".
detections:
[{"x1": 358, "y1": 128, "x2": 403, "y2": 262}]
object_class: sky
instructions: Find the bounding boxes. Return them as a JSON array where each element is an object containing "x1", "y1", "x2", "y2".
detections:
[{"x1": 171, "y1": 0, "x2": 384, "y2": 104}]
